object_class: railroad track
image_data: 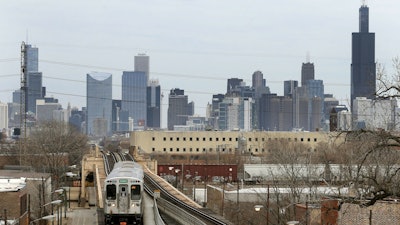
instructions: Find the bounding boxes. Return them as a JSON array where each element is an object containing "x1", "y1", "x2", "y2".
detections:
[
  {"x1": 144, "y1": 168, "x2": 233, "y2": 225},
  {"x1": 102, "y1": 151, "x2": 232, "y2": 225}
]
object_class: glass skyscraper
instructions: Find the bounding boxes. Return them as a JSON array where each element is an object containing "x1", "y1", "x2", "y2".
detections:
[
  {"x1": 22, "y1": 44, "x2": 45, "y2": 114},
  {"x1": 26, "y1": 44, "x2": 38, "y2": 73},
  {"x1": 86, "y1": 72, "x2": 112, "y2": 136},
  {"x1": 147, "y1": 79, "x2": 161, "y2": 129},
  {"x1": 301, "y1": 62, "x2": 314, "y2": 86},
  {"x1": 27, "y1": 71, "x2": 43, "y2": 113},
  {"x1": 134, "y1": 54, "x2": 149, "y2": 81},
  {"x1": 351, "y1": 4, "x2": 376, "y2": 110},
  {"x1": 121, "y1": 71, "x2": 147, "y2": 128}
]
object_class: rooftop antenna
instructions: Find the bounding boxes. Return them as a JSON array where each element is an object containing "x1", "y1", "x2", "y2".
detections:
[
  {"x1": 306, "y1": 51, "x2": 311, "y2": 63},
  {"x1": 362, "y1": 0, "x2": 367, "y2": 6}
]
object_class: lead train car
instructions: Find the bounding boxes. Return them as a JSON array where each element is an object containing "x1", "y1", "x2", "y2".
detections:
[{"x1": 104, "y1": 161, "x2": 144, "y2": 225}]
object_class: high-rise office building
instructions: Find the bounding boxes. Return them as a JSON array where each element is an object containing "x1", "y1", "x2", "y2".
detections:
[
  {"x1": 209, "y1": 94, "x2": 225, "y2": 130},
  {"x1": 69, "y1": 107, "x2": 85, "y2": 132},
  {"x1": 292, "y1": 87, "x2": 309, "y2": 130},
  {"x1": 351, "y1": 4, "x2": 376, "y2": 110},
  {"x1": 18, "y1": 44, "x2": 46, "y2": 114},
  {"x1": 227, "y1": 78, "x2": 243, "y2": 94},
  {"x1": 0, "y1": 102, "x2": 8, "y2": 130},
  {"x1": 26, "y1": 44, "x2": 38, "y2": 73},
  {"x1": 323, "y1": 94, "x2": 339, "y2": 131},
  {"x1": 259, "y1": 94, "x2": 293, "y2": 131},
  {"x1": 134, "y1": 54, "x2": 149, "y2": 81},
  {"x1": 167, "y1": 88, "x2": 192, "y2": 130},
  {"x1": 251, "y1": 71, "x2": 270, "y2": 130},
  {"x1": 36, "y1": 99, "x2": 62, "y2": 123},
  {"x1": 284, "y1": 80, "x2": 298, "y2": 98},
  {"x1": 147, "y1": 79, "x2": 161, "y2": 129},
  {"x1": 121, "y1": 71, "x2": 147, "y2": 128},
  {"x1": 301, "y1": 62, "x2": 315, "y2": 86},
  {"x1": 305, "y1": 80, "x2": 324, "y2": 131},
  {"x1": 86, "y1": 72, "x2": 112, "y2": 136},
  {"x1": 27, "y1": 71, "x2": 44, "y2": 113},
  {"x1": 12, "y1": 90, "x2": 21, "y2": 104},
  {"x1": 252, "y1": 71, "x2": 265, "y2": 89}
]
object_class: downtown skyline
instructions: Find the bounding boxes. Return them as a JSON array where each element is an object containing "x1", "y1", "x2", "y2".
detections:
[{"x1": 1, "y1": 1, "x2": 400, "y2": 128}]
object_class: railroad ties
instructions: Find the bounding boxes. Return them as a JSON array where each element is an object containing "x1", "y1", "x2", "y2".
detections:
[{"x1": 142, "y1": 165, "x2": 202, "y2": 209}]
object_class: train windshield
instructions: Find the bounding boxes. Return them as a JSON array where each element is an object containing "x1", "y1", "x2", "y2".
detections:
[
  {"x1": 131, "y1": 185, "x2": 141, "y2": 200},
  {"x1": 106, "y1": 184, "x2": 116, "y2": 200}
]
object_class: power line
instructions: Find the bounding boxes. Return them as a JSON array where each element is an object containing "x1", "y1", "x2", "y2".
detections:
[{"x1": 0, "y1": 58, "x2": 19, "y2": 62}]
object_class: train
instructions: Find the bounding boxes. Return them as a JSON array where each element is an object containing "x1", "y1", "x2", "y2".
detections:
[{"x1": 103, "y1": 161, "x2": 144, "y2": 225}]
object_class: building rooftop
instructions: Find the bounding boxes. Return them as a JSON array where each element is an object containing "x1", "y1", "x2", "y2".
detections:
[{"x1": 0, "y1": 177, "x2": 26, "y2": 192}]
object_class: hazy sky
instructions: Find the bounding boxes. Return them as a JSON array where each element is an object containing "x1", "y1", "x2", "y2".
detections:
[{"x1": 1, "y1": 0, "x2": 400, "y2": 128}]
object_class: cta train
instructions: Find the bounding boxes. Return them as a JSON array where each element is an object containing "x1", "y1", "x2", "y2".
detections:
[{"x1": 104, "y1": 161, "x2": 144, "y2": 225}]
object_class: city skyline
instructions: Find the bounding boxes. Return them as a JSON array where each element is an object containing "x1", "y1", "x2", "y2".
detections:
[{"x1": 1, "y1": 1, "x2": 400, "y2": 128}]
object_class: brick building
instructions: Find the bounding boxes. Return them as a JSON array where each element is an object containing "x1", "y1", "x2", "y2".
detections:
[{"x1": 338, "y1": 201, "x2": 400, "y2": 225}]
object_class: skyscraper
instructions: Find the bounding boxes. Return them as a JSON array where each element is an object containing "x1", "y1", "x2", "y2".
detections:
[
  {"x1": 167, "y1": 88, "x2": 191, "y2": 130},
  {"x1": 227, "y1": 78, "x2": 243, "y2": 95},
  {"x1": 252, "y1": 71, "x2": 264, "y2": 89},
  {"x1": 27, "y1": 71, "x2": 44, "y2": 113},
  {"x1": 284, "y1": 80, "x2": 298, "y2": 98},
  {"x1": 20, "y1": 44, "x2": 45, "y2": 114},
  {"x1": 306, "y1": 80, "x2": 324, "y2": 131},
  {"x1": 301, "y1": 62, "x2": 314, "y2": 86},
  {"x1": 121, "y1": 71, "x2": 147, "y2": 128},
  {"x1": 134, "y1": 54, "x2": 149, "y2": 81},
  {"x1": 147, "y1": 79, "x2": 161, "y2": 129},
  {"x1": 351, "y1": 4, "x2": 376, "y2": 110},
  {"x1": 35, "y1": 99, "x2": 62, "y2": 123},
  {"x1": 86, "y1": 72, "x2": 112, "y2": 136},
  {"x1": 26, "y1": 44, "x2": 38, "y2": 73}
]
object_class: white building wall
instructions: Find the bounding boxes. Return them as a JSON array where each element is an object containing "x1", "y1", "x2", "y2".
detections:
[
  {"x1": 53, "y1": 109, "x2": 69, "y2": 123},
  {"x1": 243, "y1": 98, "x2": 252, "y2": 131},
  {"x1": 36, "y1": 99, "x2": 62, "y2": 123},
  {"x1": 372, "y1": 100, "x2": 397, "y2": 130},
  {"x1": 338, "y1": 111, "x2": 352, "y2": 131},
  {"x1": 227, "y1": 97, "x2": 240, "y2": 130},
  {"x1": 353, "y1": 97, "x2": 397, "y2": 130},
  {"x1": 0, "y1": 102, "x2": 8, "y2": 130}
]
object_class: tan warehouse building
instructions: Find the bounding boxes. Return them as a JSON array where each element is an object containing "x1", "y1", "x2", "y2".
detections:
[{"x1": 130, "y1": 130, "x2": 343, "y2": 155}]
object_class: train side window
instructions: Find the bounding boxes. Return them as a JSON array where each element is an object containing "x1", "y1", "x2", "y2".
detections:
[
  {"x1": 131, "y1": 185, "x2": 141, "y2": 200},
  {"x1": 106, "y1": 184, "x2": 116, "y2": 200}
]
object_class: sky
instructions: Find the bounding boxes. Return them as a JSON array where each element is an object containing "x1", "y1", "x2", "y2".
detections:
[{"x1": 1, "y1": 0, "x2": 400, "y2": 128}]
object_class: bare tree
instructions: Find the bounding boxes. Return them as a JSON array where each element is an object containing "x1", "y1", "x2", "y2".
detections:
[
  {"x1": 25, "y1": 121, "x2": 88, "y2": 188},
  {"x1": 336, "y1": 58, "x2": 400, "y2": 205},
  {"x1": 339, "y1": 130, "x2": 400, "y2": 206}
]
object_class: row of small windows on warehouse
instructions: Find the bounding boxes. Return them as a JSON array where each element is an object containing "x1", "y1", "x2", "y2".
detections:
[
  {"x1": 150, "y1": 136, "x2": 319, "y2": 153},
  {"x1": 153, "y1": 136, "x2": 318, "y2": 142},
  {"x1": 152, "y1": 146, "x2": 318, "y2": 153}
]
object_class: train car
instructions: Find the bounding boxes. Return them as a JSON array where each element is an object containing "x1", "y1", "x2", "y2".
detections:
[{"x1": 104, "y1": 161, "x2": 144, "y2": 225}]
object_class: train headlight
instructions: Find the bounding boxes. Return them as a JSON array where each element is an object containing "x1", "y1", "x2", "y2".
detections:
[
  {"x1": 112, "y1": 203, "x2": 116, "y2": 207},
  {"x1": 131, "y1": 203, "x2": 135, "y2": 207}
]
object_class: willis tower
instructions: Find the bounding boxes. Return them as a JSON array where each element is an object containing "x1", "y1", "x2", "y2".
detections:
[{"x1": 351, "y1": 3, "x2": 376, "y2": 110}]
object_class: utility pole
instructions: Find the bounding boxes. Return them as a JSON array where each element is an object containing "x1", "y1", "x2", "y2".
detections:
[
  {"x1": 19, "y1": 42, "x2": 27, "y2": 166},
  {"x1": 4, "y1": 209, "x2": 7, "y2": 225},
  {"x1": 267, "y1": 184, "x2": 270, "y2": 225}
]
